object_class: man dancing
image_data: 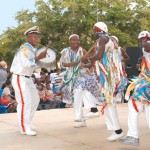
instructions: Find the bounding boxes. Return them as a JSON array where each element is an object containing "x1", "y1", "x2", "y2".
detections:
[
  {"x1": 110, "y1": 35, "x2": 129, "y2": 103},
  {"x1": 60, "y1": 34, "x2": 101, "y2": 128},
  {"x1": 119, "y1": 31, "x2": 150, "y2": 146},
  {"x1": 81, "y1": 22, "x2": 124, "y2": 141},
  {"x1": 10, "y1": 26, "x2": 48, "y2": 136}
]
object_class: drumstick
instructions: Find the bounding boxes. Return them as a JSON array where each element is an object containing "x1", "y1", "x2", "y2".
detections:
[
  {"x1": 82, "y1": 42, "x2": 97, "y2": 72},
  {"x1": 83, "y1": 43, "x2": 96, "y2": 74},
  {"x1": 79, "y1": 42, "x2": 96, "y2": 64},
  {"x1": 86, "y1": 42, "x2": 97, "y2": 56},
  {"x1": 79, "y1": 42, "x2": 96, "y2": 68}
]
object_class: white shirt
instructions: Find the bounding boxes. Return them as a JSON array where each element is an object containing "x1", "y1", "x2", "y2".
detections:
[
  {"x1": 2, "y1": 87, "x2": 10, "y2": 96},
  {"x1": 10, "y1": 43, "x2": 37, "y2": 76},
  {"x1": 50, "y1": 73, "x2": 57, "y2": 84}
]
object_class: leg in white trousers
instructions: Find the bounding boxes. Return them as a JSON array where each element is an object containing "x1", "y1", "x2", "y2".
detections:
[
  {"x1": 104, "y1": 103, "x2": 121, "y2": 130},
  {"x1": 12, "y1": 75, "x2": 40, "y2": 132},
  {"x1": 127, "y1": 100, "x2": 150, "y2": 138},
  {"x1": 29, "y1": 82, "x2": 40, "y2": 123},
  {"x1": 73, "y1": 89, "x2": 97, "y2": 120}
]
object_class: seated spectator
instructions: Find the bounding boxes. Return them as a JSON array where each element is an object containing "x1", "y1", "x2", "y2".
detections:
[
  {"x1": 1, "y1": 80, "x2": 17, "y2": 113},
  {"x1": 52, "y1": 69, "x2": 65, "y2": 108},
  {"x1": 37, "y1": 68, "x2": 50, "y2": 85},
  {"x1": 53, "y1": 69, "x2": 63, "y2": 94},
  {"x1": 36, "y1": 68, "x2": 50, "y2": 84},
  {"x1": 45, "y1": 82, "x2": 57, "y2": 109},
  {"x1": 0, "y1": 61, "x2": 8, "y2": 88},
  {"x1": 37, "y1": 83, "x2": 46, "y2": 104},
  {"x1": 37, "y1": 82, "x2": 54, "y2": 110},
  {"x1": 50, "y1": 69, "x2": 58, "y2": 90}
]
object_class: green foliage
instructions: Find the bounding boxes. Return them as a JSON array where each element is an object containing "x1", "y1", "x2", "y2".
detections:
[{"x1": 0, "y1": 0, "x2": 149, "y2": 66}]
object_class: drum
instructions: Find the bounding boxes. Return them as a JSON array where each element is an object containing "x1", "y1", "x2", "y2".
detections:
[{"x1": 36, "y1": 46, "x2": 56, "y2": 68}]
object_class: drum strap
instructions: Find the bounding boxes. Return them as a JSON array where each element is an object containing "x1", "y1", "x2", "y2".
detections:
[{"x1": 15, "y1": 43, "x2": 35, "y2": 55}]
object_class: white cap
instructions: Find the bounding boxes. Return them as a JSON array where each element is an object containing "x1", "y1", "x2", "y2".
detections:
[
  {"x1": 24, "y1": 26, "x2": 40, "y2": 36},
  {"x1": 138, "y1": 31, "x2": 150, "y2": 39},
  {"x1": 93, "y1": 22, "x2": 108, "y2": 33},
  {"x1": 111, "y1": 36, "x2": 119, "y2": 43},
  {"x1": 69, "y1": 34, "x2": 79, "y2": 40}
]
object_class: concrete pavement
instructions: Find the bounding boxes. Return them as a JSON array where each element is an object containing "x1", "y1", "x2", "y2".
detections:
[{"x1": 0, "y1": 103, "x2": 149, "y2": 150}]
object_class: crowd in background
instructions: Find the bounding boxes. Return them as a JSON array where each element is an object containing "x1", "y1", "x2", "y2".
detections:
[{"x1": 0, "y1": 60, "x2": 70, "y2": 113}]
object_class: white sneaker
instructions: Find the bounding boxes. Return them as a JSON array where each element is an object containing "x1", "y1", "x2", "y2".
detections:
[
  {"x1": 74, "y1": 120, "x2": 86, "y2": 128},
  {"x1": 119, "y1": 136, "x2": 139, "y2": 146},
  {"x1": 107, "y1": 132, "x2": 124, "y2": 141},
  {"x1": 20, "y1": 131, "x2": 26, "y2": 135},
  {"x1": 85, "y1": 111, "x2": 100, "y2": 118},
  {"x1": 30, "y1": 125, "x2": 36, "y2": 131},
  {"x1": 20, "y1": 130, "x2": 37, "y2": 136}
]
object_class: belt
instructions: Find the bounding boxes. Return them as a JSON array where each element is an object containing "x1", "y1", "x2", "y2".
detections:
[{"x1": 13, "y1": 74, "x2": 30, "y2": 78}]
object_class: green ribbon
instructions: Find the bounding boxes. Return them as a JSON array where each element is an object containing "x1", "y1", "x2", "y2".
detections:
[{"x1": 61, "y1": 61, "x2": 80, "y2": 88}]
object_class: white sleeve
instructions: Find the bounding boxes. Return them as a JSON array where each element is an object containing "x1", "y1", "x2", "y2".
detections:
[
  {"x1": 19, "y1": 47, "x2": 36, "y2": 68},
  {"x1": 59, "y1": 48, "x2": 70, "y2": 68}
]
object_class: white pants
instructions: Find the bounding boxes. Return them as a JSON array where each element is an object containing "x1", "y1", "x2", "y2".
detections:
[
  {"x1": 73, "y1": 89, "x2": 97, "y2": 120},
  {"x1": 104, "y1": 103, "x2": 121, "y2": 130},
  {"x1": 12, "y1": 75, "x2": 40, "y2": 132},
  {"x1": 127, "y1": 100, "x2": 150, "y2": 138}
]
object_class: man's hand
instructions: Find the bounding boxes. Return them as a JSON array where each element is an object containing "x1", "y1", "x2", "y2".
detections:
[
  {"x1": 71, "y1": 61, "x2": 79, "y2": 67},
  {"x1": 79, "y1": 63, "x2": 85, "y2": 69},
  {"x1": 80, "y1": 56, "x2": 88, "y2": 63},
  {"x1": 35, "y1": 40, "x2": 52, "y2": 62},
  {"x1": 35, "y1": 49, "x2": 47, "y2": 62}
]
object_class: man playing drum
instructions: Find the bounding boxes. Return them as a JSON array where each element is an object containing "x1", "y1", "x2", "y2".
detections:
[
  {"x1": 119, "y1": 31, "x2": 150, "y2": 146},
  {"x1": 10, "y1": 26, "x2": 48, "y2": 136},
  {"x1": 60, "y1": 34, "x2": 101, "y2": 128},
  {"x1": 36, "y1": 40, "x2": 56, "y2": 68}
]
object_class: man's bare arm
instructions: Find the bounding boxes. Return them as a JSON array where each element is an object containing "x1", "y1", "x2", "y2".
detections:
[
  {"x1": 89, "y1": 36, "x2": 109, "y2": 62},
  {"x1": 144, "y1": 42, "x2": 150, "y2": 53}
]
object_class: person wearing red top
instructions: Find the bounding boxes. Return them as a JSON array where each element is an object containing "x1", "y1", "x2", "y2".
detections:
[
  {"x1": 1, "y1": 80, "x2": 17, "y2": 113},
  {"x1": 45, "y1": 82, "x2": 57, "y2": 109}
]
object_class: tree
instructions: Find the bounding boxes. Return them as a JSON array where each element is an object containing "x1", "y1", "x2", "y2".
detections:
[{"x1": 0, "y1": 0, "x2": 149, "y2": 66}]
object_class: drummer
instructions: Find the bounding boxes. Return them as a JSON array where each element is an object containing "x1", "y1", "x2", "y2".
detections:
[{"x1": 10, "y1": 26, "x2": 49, "y2": 136}]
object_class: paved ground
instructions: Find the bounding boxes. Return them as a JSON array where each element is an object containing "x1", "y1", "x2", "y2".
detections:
[{"x1": 0, "y1": 103, "x2": 150, "y2": 150}]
